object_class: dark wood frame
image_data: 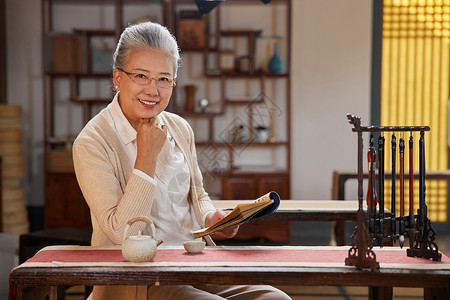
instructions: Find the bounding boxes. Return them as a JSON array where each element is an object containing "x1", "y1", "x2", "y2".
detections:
[
  {"x1": 168, "y1": 0, "x2": 292, "y2": 188},
  {"x1": 0, "y1": 156, "x2": 2, "y2": 231},
  {"x1": 370, "y1": 0, "x2": 383, "y2": 125},
  {"x1": 41, "y1": 0, "x2": 292, "y2": 230},
  {"x1": 0, "y1": 0, "x2": 6, "y2": 104},
  {"x1": 41, "y1": 0, "x2": 152, "y2": 229}
]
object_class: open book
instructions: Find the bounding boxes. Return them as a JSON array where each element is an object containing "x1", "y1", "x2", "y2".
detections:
[{"x1": 192, "y1": 191, "x2": 280, "y2": 238}]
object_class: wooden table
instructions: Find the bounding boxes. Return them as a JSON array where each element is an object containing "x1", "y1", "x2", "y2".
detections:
[
  {"x1": 213, "y1": 200, "x2": 363, "y2": 222},
  {"x1": 331, "y1": 169, "x2": 450, "y2": 201},
  {"x1": 9, "y1": 245, "x2": 450, "y2": 300},
  {"x1": 330, "y1": 170, "x2": 450, "y2": 242},
  {"x1": 213, "y1": 200, "x2": 383, "y2": 246}
]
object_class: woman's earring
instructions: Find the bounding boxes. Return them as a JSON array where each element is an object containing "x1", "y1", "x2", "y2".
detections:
[{"x1": 115, "y1": 86, "x2": 119, "y2": 90}]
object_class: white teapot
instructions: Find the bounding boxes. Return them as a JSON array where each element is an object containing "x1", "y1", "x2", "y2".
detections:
[{"x1": 122, "y1": 216, "x2": 163, "y2": 263}]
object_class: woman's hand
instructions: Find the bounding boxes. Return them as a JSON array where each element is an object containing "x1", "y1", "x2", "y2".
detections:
[
  {"x1": 205, "y1": 209, "x2": 240, "y2": 239},
  {"x1": 134, "y1": 117, "x2": 167, "y2": 177}
]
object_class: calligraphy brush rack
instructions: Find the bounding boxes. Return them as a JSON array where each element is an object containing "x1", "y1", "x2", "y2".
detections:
[{"x1": 345, "y1": 114, "x2": 441, "y2": 272}]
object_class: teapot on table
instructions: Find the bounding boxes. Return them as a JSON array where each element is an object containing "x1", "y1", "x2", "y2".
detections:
[{"x1": 122, "y1": 216, "x2": 163, "y2": 263}]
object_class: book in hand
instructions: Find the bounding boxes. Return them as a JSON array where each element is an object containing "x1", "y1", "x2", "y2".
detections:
[{"x1": 192, "y1": 191, "x2": 280, "y2": 239}]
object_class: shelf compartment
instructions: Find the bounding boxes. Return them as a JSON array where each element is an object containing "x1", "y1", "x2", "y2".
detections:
[
  {"x1": 177, "y1": 111, "x2": 224, "y2": 117},
  {"x1": 195, "y1": 141, "x2": 288, "y2": 147},
  {"x1": 205, "y1": 71, "x2": 289, "y2": 78},
  {"x1": 73, "y1": 29, "x2": 115, "y2": 36},
  {"x1": 46, "y1": 136, "x2": 76, "y2": 146},
  {"x1": 69, "y1": 97, "x2": 112, "y2": 125},
  {"x1": 225, "y1": 96, "x2": 264, "y2": 104},
  {"x1": 220, "y1": 30, "x2": 262, "y2": 37},
  {"x1": 181, "y1": 46, "x2": 219, "y2": 52},
  {"x1": 70, "y1": 97, "x2": 111, "y2": 103},
  {"x1": 46, "y1": 72, "x2": 112, "y2": 77}
]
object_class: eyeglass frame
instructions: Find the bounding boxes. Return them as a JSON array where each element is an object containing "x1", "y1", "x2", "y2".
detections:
[{"x1": 116, "y1": 67, "x2": 176, "y2": 89}]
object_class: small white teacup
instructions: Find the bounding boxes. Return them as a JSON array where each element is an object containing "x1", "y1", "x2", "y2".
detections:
[{"x1": 183, "y1": 240, "x2": 206, "y2": 253}]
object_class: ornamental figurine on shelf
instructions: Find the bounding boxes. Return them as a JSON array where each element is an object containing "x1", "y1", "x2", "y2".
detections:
[
  {"x1": 267, "y1": 109, "x2": 276, "y2": 143},
  {"x1": 254, "y1": 125, "x2": 269, "y2": 143},
  {"x1": 199, "y1": 98, "x2": 209, "y2": 113},
  {"x1": 268, "y1": 42, "x2": 284, "y2": 74},
  {"x1": 230, "y1": 124, "x2": 246, "y2": 143}
]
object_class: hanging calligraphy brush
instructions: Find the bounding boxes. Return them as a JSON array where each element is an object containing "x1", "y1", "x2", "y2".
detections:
[
  {"x1": 367, "y1": 134, "x2": 378, "y2": 206},
  {"x1": 407, "y1": 134, "x2": 416, "y2": 247},
  {"x1": 367, "y1": 134, "x2": 377, "y2": 234},
  {"x1": 399, "y1": 137, "x2": 405, "y2": 247},
  {"x1": 377, "y1": 135, "x2": 385, "y2": 246},
  {"x1": 390, "y1": 134, "x2": 397, "y2": 240}
]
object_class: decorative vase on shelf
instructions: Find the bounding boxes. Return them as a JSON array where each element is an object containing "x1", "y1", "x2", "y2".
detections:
[
  {"x1": 268, "y1": 42, "x2": 283, "y2": 74},
  {"x1": 184, "y1": 85, "x2": 197, "y2": 112}
]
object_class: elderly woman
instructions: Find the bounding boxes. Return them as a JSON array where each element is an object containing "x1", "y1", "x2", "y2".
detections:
[{"x1": 73, "y1": 21, "x2": 291, "y2": 300}]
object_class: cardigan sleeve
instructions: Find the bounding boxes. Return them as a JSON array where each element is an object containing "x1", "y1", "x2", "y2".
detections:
[{"x1": 73, "y1": 131, "x2": 156, "y2": 245}]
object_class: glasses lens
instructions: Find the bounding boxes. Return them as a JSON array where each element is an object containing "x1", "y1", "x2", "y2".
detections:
[
  {"x1": 157, "y1": 78, "x2": 174, "y2": 89},
  {"x1": 125, "y1": 70, "x2": 174, "y2": 88},
  {"x1": 131, "y1": 74, "x2": 149, "y2": 85}
]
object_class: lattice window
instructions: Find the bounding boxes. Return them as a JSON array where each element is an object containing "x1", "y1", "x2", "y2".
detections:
[{"x1": 380, "y1": 0, "x2": 450, "y2": 222}]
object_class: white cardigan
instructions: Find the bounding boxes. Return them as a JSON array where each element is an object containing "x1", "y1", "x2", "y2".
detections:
[{"x1": 73, "y1": 107, "x2": 216, "y2": 300}]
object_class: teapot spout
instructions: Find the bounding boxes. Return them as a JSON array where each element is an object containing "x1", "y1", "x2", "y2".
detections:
[{"x1": 156, "y1": 239, "x2": 163, "y2": 247}]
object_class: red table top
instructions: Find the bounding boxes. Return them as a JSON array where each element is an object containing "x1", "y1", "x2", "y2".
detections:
[{"x1": 19, "y1": 245, "x2": 450, "y2": 270}]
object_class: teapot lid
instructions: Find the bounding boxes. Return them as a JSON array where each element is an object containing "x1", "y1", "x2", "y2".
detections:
[
  {"x1": 127, "y1": 230, "x2": 151, "y2": 241},
  {"x1": 127, "y1": 235, "x2": 151, "y2": 241},
  {"x1": 123, "y1": 217, "x2": 157, "y2": 242}
]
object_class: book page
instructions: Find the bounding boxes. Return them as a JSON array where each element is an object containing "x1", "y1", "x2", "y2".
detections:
[
  {"x1": 208, "y1": 199, "x2": 273, "y2": 231},
  {"x1": 192, "y1": 192, "x2": 278, "y2": 238}
]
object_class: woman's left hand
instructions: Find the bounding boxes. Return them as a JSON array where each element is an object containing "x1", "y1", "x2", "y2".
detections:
[{"x1": 205, "y1": 209, "x2": 240, "y2": 238}]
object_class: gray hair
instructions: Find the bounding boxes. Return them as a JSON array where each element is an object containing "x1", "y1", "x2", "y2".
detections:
[{"x1": 113, "y1": 21, "x2": 181, "y2": 78}]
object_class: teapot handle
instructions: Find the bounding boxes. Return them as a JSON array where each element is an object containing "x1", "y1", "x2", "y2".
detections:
[{"x1": 123, "y1": 216, "x2": 157, "y2": 242}]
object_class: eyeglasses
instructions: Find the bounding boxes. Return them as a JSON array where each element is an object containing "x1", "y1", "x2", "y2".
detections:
[{"x1": 116, "y1": 67, "x2": 176, "y2": 89}]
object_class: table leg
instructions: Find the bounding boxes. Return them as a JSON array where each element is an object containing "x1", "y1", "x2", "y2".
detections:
[
  {"x1": 334, "y1": 220, "x2": 346, "y2": 246},
  {"x1": 11, "y1": 286, "x2": 57, "y2": 300},
  {"x1": 8, "y1": 280, "x2": 23, "y2": 300},
  {"x1": 424, "y1": 288, "x2": 450, "y2": 300},
  {"x1": 331, "y1": 171, "x2": 348, "y2": 200},
  {"x1": 332, "y1": 171, "x2": 349, "y2": 246},
  {"x1": 369, "y1": 286, "x2": 393, "y2": 300}
]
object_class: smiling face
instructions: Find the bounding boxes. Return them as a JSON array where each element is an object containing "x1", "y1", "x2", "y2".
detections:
[{"x1": 113, "y1": 47, "x2": 175, "y2": 130}]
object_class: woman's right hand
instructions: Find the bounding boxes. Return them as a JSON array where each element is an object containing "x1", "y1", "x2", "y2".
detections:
[
  {"x1": 206, "y1": 209, "x2": 240, "y2": 239},
  {"x1": 134, "y1": 117, "x2": 167, "y2": 177}
]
